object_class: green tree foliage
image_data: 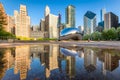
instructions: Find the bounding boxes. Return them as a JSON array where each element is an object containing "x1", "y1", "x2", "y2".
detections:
[
  {"x1": 91, "y1": 31, "x2": 102, "y2": 41},
  {"x1": 83, "y1": 34, "x2": 91, "y2": 40},
  {"x1": 83, "y1": 27, "x2": 119, "y2": 41},
  {"x1": 0, "y1": 4, "x2": 15, "y2": 39},
  {"x1": 107, "y1": 28, "x2": 117, "y2": 40},
  {"x1": 117, "y1": 27, "x2": 120, "y2": 40},
  {"x1": 101, "y1": 29, "x2": 108, "y2": 40}
]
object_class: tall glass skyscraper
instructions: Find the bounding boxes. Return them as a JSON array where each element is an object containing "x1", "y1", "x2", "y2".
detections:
[
  {"x1": 65, "y1": 5, "x2": 75, "y2": 28},
  {"x1": 84, "y1": 11, "x2": 96, "y2": 35},
  {"x1": 101, "y1": 8, "x2": 106, "y2": 22}
]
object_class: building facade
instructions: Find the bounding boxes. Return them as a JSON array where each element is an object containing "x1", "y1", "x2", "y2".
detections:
[
  {"x1": 78, "y1": 26, "x2": 84, "y2": 34},
  {"x1": 65, "y1": 5, "x2": 75, "y2": 28},
  {"x1": 40, "y1": 19, "x2": 45, "y2": 31},
  {"x1": 7, "y1": 15, "x2": 15, "y2": 34},
  {"x1": 45, "y1": 5, "x2": 50, "y2": 17},
  {"x1": 45, "y1": 14, "x2": 58, "y2": 38},
  {"x1": 30, "y1": 31, "x2": 44, "y2": 39},
  {"x1": 84, "y1": 11, "x2": 96, "y2": 35},
  {"x1": 104, "y1": 12, "x2": 118, "y2": 30},
  {"x1": 14, "y1": 5, "x2": 30, "y2": 37}
]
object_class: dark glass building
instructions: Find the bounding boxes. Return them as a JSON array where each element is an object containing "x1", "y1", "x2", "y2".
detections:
[{"x1": 104, "y1": 12, "x2": 119, "y2": 30}]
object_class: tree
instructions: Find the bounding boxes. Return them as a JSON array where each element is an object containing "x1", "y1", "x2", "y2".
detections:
[
  {"x1": 91, "y1": 31, "x2": 102, "y2": 41},
  {"x1": 117, "y1": 27, "x2": 120, "y2": 40},
  {"x1": 101, "y1": 29, "x2": 108, "y2": 40},
  {"x1": 83, "y1": 34, "x2": 91, "y2": 40},
  {"x1": 107, "y1": 28, "x2": 117, "y2": 40},
  {"x1": 0, "y1": 3, "x2": 7, "y2": 31}
]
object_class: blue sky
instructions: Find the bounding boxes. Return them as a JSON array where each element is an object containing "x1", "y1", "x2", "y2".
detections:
[{"x1": 1, "y1": 0, "x2": 120, "y2": 27}]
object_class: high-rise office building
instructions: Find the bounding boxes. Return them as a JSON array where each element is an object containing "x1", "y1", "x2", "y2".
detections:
[
  {"x1": 84, "y1": 11, "x2": 96, "y2": 34},
  {"x1": 101, "y1": 8, "x2": 106, "y2": 22},
  {"x1": 65, "y1": 5, "x2": 75, "y2": 28},
  {"x1": 43, "y1": 5, "x2": 59, "y2": 38},
  {"x1": 40, "y1": 19, "x2": 45, "y2": 31},
  {"x1": 104, "y1": 12, "x2": 118, "y2": 30},
  {"x1": 78, "y1": 26, "x2": 84, "y2": 33},
  {"x1": 45, "y1": 14, "x2": 58, "y2": 38},
  {"x1": 7, "y1": 15, "x2": 15, "y2": 34},
  {"x1": 14, "y1": 5, "x2": 30, "y2": 37},
  {"x1": 45, "y1": 5, "x2": 50, "y2": 17}
]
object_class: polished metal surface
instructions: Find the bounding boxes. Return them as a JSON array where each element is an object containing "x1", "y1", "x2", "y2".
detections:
[
  {"x1": 60, "y1": 48, "x2": 78, "y2": 56},
  {"x1": 60, "y1": 28, "x2": 80, "y2": 36}
]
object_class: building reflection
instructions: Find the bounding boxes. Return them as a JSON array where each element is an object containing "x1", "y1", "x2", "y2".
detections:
[
  {"x1": 1, "y1": 45, "x2": 120, "y2": 80},
  {"x1": 14, "y1": 46, "x2": 31, "y2": 80},
  {"x1": 0, "y1": 48, "x2": 15, "y2": 79},
  {"x1": 101, "y1": 50, "x2": 120, "y2": 75},
  {"x1": 59, "y1": 46, "x2": 77, "y2": 79},
  {"x1": 84, "y1": 48, "x2": 97, "y2": 72},
  {"x1": 95, "y1": 49, "x2": 120, "y2": 75}
]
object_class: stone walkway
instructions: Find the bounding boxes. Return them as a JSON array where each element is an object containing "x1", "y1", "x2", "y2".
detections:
[{"x1": 0, "y1": 41, "x2": 120, "y2": 49}]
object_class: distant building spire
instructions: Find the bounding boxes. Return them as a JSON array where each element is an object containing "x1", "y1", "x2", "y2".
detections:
[{"x1": 101, "y1": 8, "x2": 106, "y2": 22}]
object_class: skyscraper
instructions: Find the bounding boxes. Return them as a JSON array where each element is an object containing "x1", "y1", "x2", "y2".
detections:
[
  {"x1": 84, "y1": 11, "x2": 96, "y2": 34},
  {"x1": 14, "y1": 5, "x2": 30, "y2": 37},
  {"x1": 40, "y1": 18, "x2": 45, "y2": 31},
  {"x1": 65, "y1": 5, "x2": 75, "y2": 28},
  {"x1": 45, "y1": 14, "x2": 58, "y2": 38},
  {"x1": 101, "y1": 8, "x2": 106, "y2": 22},
  {"x1": 43, "y1": 5, "x2": 59, "y2": 39},
  {"x1": 7, "y1": 15, "x2": 15, "y2": 34},
  {"x1": 45, "y1": 5, "x2": 50, "y2": 17},
  {"x1": 104, "y1": 12, "x2": 118, "y2": 30}
]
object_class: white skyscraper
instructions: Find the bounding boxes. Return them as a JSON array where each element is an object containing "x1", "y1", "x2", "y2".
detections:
[
  {"x1": 45, "y1": 14, "x2": 58, "y2": 38},
  {"x1": 45, "y1": 5, "x2": 50, "y2": 17}
]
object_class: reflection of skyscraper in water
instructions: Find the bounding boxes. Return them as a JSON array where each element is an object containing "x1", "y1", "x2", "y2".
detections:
[
  {"x1": 104, "y1": 52, "x2": 119, "y2": 72},
  {"x1": 0, "y1": 49, "x2": 15, "y2": 79},
  {"x1": 4, "y1": 49, "x2": 15, "y2": 69},
  {"x1": 66, "y1": 56, "x2": 75, "y2": 79},
  {"x1": 78, "y1": 50, "x2": 84, "y2": 58},
  {"x1": 14, "y1": 46, "x2": 31, "y2": 80},
  {"x1": 58, "y1": 47, "x2": 76, "y2": 79},
  {"x1": 30, "y1": 45, "x2": 44, "y2": 58},
  {"x1": 84, "y1": 49, "x2": 97, "y2": 72},
  {"x1": 44, "y1": 44, "x2": 59, "y2": 78}
]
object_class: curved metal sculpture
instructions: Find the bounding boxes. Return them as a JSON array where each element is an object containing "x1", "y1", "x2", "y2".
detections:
[
  {"x1": 60, "y1": 28, "x2": 82, "y2": 40},
  {"x1": 60, "y1": 48, "x2": 78, "y2": 56}
]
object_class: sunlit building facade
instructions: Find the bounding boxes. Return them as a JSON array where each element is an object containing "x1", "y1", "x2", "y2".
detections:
[
  {"x1": 104, "y1": 12, "x2": 118, "y2": 30},
  {"x1": 66, "y1": 5, "x2": 75, "y2": 28},
  {"x1": 84, "y1": 11, "x2": 96, "y2": 35},
  {"x1": 45, "y1": 14, "x2": 58, "y2": 38},
  {"x1": 14, "y1": 5, "x2": 30, "y2": 37},
  {"x1": 7, "y1": 15, "x2": 15, "y2": 34}
]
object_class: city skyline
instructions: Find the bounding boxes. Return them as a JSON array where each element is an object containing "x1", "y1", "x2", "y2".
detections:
[{"x1": 1, "y1": 0, "x2": 120, "y2": 27}]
